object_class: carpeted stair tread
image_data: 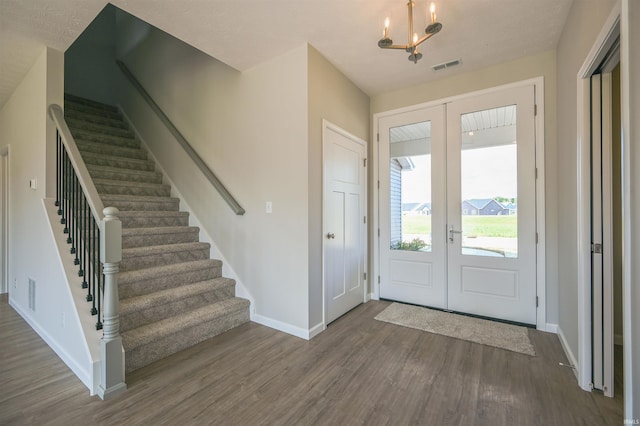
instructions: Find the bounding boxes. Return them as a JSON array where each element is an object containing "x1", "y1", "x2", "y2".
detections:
[
  {"x1": 122, "y1": 297, "x2": 250, "y2": 350},
  {"x1": 120, "y1": 242, "x2": 210, "y2": 272},
  {"x1": 120, "y1": 278, "x2": 235, "y2": 315},
  {"x1": 87, "y1": 165, "x2": 163, "y2": 185},
  {"x1": 94, "y1": 178, "x2": 171, "y2": 197},
  {"x1": 76, "y1": 140, "x2": 148, "y2": 160},
  {"x1": 117, "y1": 210, "x2": 190, "y2": 228},
  {"x1": 81, "y1": 151, "x2": 156, "y2": 171},
  {"x1": 65, "y1": 102, "x2": 122, "y2": 120}
]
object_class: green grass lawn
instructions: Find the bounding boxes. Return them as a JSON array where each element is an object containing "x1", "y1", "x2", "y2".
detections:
[{"x1": 402, "y1": 214, "x2": 517, "y2": 238}]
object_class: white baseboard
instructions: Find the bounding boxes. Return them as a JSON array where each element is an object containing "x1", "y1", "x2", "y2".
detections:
[
  {"x1": 251, "y1": 313, "x2": 323, "y2": 341},
  {"x1": 545, "y1": 323, "x2": 559, "y2": 334},
  {"x1": 557, "y1": 325, "x2": 579, "y2": 382},
  {"x1": 9, "y1": 298, "x2": 93, "y2": 392}
]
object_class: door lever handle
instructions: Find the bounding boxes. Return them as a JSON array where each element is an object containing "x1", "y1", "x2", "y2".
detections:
[
  {"x1": 327, "y1": 232, "x2": 335, "y2": 239},
  {"x1": 448, "y1": 226, "x2": 462, "y2": 242}
]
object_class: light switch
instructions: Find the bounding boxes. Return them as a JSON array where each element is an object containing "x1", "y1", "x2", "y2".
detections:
[
  {"x1": 266, "y1": 201, "x2": 272, "y2": 214},
  {"x1": 29, "y1": 178, "x2": 37, "y2": 190}
]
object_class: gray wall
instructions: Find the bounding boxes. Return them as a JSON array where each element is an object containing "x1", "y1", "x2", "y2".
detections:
[{"x1": 65, "y1": 4, "x2": 118, "y2": 105}]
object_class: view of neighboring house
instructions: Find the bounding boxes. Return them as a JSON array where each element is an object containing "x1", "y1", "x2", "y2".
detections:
[
  {"x1": 402, "y1": 202, "x2": 431, "y2": 215},
  {"x1": 461, "y1": 198, "x2": 512, "y2": 215}
]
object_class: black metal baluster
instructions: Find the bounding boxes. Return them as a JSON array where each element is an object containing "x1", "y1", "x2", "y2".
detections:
[
  {"x1": 90, "y1": 215, "x2": 97, "y2": 316},
  {"x1": 62, "y1": 149, "x2": 68, "y2": 230},
  {"x1": 81, "y1": 194, "x2": 87, "y2": 290}
]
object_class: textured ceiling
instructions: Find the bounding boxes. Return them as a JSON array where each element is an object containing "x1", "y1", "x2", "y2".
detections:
[{"x1": 0, "y1": 0, "x2": 574, "y2": 109}]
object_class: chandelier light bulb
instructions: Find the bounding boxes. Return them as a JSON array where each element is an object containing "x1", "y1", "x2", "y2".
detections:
[
  {"x1": 430, "y1": 3, "x2": 436, "y2": 24},
  {"x1": 384, "y1": 17, "x2": 390, "y2": 38}
]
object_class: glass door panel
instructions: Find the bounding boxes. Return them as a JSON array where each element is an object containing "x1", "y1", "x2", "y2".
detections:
[{"x1": 460, "y1": 105, "x2": 518, "y2": 258}]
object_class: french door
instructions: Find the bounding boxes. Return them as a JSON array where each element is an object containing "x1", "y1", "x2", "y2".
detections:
[{"x1": 379, "y1": 84, "x2": 537, "y2": 325}]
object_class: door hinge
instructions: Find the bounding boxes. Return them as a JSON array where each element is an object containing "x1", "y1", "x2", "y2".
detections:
[
  {"x1": 536, "y1": 296, "x2": 539, "y2": 307},
  {"x1": 535, "y1": 167, "x2": 538, "y2": 179},
  {"x1": 377, "y1": 180, "x2": 380, "y2": 189},
  {"x1": 378, "y1": 275, "x2": 381, "y2": 284},
  {"x1": 534, "y1": 104, "x2": 538, "y2": 116},
  {"x1": 364, "y1": 272, "x2": 367, "y2": 281},
  {"x1": 363, "y1": 158, "x2": 367, "y2": 167},
  {"x1": 363, "y1": 216, "x2": 366, "y2": 224},
  {"x1": 535, "y1": 232, "x2": 538, "y2": 244},
  {"x1": 378, "y1": 228, "x2": 380, "y2": 237},
  {"x1": 592, "y1": 243, "x2": 602, "y2": 253},
  {"x1": 377, "y1": 133, "x2": 380, "y2": 142}
]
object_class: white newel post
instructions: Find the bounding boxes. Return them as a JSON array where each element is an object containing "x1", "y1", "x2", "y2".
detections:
[{"x1": 97, "y1": 206, "x2": 127, "y2": 399}]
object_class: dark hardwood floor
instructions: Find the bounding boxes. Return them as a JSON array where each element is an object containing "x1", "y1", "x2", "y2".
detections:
[{"x1": 0, "y1": 293, "x2": 622, "y2": 425}]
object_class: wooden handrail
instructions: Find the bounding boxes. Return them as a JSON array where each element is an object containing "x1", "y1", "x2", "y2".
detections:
[{"x1": 116, "y1": 60, "x2": 246, "y2": 216}]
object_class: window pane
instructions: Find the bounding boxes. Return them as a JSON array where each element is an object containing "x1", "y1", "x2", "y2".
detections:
[
  {"x1": 389, "y1": 121, "x2": 432, "y2": 252},
  {"x1": 460, "y1": 105, "x2": 518, "y2": 257}
]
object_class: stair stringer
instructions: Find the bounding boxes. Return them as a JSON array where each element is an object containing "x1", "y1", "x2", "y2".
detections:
[{"x1": 117, "y1": 106, "x2": 256, "y2": 316}]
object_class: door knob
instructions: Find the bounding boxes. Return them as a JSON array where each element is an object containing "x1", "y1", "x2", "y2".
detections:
[{"x1": 327, "y1": 232, "x2": 335, "y2": 239}]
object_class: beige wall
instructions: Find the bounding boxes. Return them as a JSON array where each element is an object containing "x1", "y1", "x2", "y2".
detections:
[
  {"x1": 307, "y1": 45, "x2": 370, "y2": 328},
  {"x1": 371, "y1": 50, "x2": 559, "y2": 325},
  {"x1": 555, "y1": 0, "x2": 617, "y2": 357},
  {"x1": 117, "y1": 21, "x2": 312, "y2": 331},
  {"x1": 0, "y1": 47, "x2": 96, "y2": 389}
]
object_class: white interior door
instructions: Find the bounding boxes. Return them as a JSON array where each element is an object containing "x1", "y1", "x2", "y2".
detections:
[
  {"x1": 379, "y1": 106, "x2": 447, "y2": 308},
  {"x1": 591, "y1": 72, "x2": 615, "y2": 397},
  {"x1": 446, "y1": 85, "x2": 537, "y2": 325},
  {"x1": 323, "y1": 121, "x2": 367, "y2": 324}
]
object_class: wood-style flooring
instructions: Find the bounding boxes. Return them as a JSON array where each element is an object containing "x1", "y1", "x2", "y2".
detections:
[{"x1": 0, "y1": 294, "x2": 622, "y2": 425}]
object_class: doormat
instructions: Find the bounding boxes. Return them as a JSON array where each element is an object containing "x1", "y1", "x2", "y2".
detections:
[{"x1": 374, "y1": 302, "x2": 536, "y2": 356}]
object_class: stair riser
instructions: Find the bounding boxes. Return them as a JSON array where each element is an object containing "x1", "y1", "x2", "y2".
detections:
[
  {"x1": 64, "y1": 110, "x2": 128, "y2": 129},
  {"x1": 119, "y1": 266, "x2": 222, "y2": 299},
  {"x1": 124, "y1": 308, "x2": 250, "y2": 373},
  {"x1": 120, "y1": 286, "x2": 236, "y2": 332},
  {"x1": 64, "y1": 103, "x2": 121, "y2": 120},
  {"x1": 122, "y1": 231, "x2": 199, "y2": 249},
  {"x1": 71, "y1": 131, "x2": 139, "y2": 149},
  {"x1": 77, "y1": 143, "x2": 148, "y2": 160},
  {"x1": 88, "y1": 168, "x2": 163, "y2": 185},
  {"x1": 83, "y1": 155, "x2": 155, "y2": 171},
  {"x1": 119, "y1": 215, "x2": 189, "y2": 228},
  {"x1": 95, "y1": 182, "x2": 171, "y2": 197},
  {"x1": 103, "y1": 199, "x2": 179, "y2": 212},
  {"x1": 67, "y1": 120, "x2": 135, "y2": 139},
  {"x1": 120, "y1": 248, "x2": 210, "y2": 272},
  {"x1": 65, "y1": 95, "x2": 119, "y2": 112}
]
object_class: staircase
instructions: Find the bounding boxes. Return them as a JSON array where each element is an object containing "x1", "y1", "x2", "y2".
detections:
[{"x1": 63, "y1": 94, "x2": 250, "y2": 373}]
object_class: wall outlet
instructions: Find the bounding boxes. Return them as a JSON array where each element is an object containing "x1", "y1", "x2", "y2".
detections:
[{"x1": 266, "y1": 201, "x2": 272, "y2": 214}]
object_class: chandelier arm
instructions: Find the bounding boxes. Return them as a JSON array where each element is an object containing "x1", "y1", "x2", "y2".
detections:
[
  {"x1": 414, "y1": 32, "x2": 437, "y2": 47},
  {"x1": 379, "y1": 44, "x2": 413, "y2": 50}
]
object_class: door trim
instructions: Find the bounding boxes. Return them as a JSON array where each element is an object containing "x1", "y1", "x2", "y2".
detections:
[
  {"x1": 372, "y1": 77, "x2": 547, "y2": 331},
  {"x1": 322, "y1": 119, "x2": 368, "y2": 329}
]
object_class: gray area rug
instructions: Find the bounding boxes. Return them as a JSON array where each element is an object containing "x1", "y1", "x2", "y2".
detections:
[{"x1": 375, "y1": 302, "x2": 536, "y2": 356}]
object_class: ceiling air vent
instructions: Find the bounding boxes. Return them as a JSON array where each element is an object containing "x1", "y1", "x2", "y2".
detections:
[{"x1": 432, "y1": 59, "x2": 461, "y2": 71}]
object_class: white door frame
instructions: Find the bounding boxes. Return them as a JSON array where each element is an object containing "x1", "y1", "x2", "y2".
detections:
[
  {"x1": 372, "y1": 77, "x2": 547, "y2": 331},
  {"x1": 322, "y1": 119, "x2": 368, "y2": 328},
  {"x1": 575, "y1": 3, "x2": 620, "y2": 394}
]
